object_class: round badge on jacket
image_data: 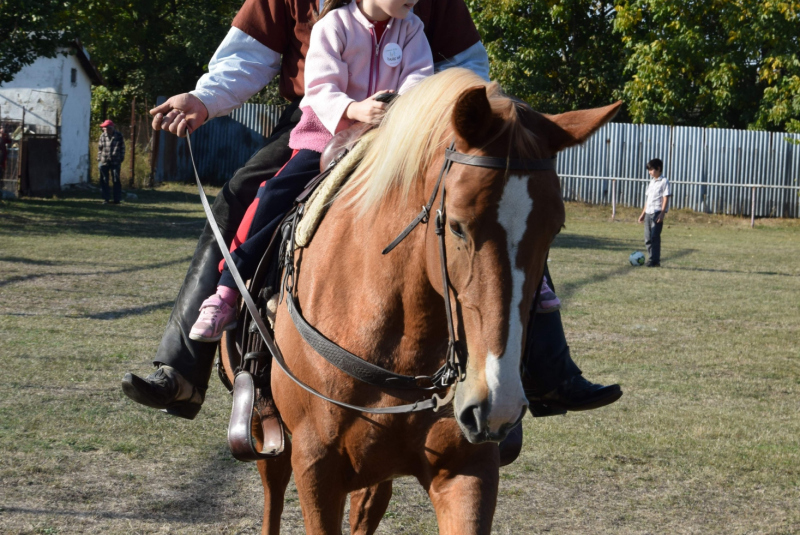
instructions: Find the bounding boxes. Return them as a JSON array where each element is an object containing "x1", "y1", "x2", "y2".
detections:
[{"x1": 383, "y1": 43, "x2": 402, "y2": 67}]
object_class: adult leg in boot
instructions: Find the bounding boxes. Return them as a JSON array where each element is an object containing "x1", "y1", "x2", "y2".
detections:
[
  {"x1": 522, "y1": 268, "x2": 622, "y2": 416},
  {"x1": 121, "y1": 103, "x2": 301, "y2": 419}
]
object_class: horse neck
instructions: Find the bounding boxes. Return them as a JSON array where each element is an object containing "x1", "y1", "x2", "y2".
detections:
[{"x1": 307, "y1": 164, "x2": 450, "y2": 375}]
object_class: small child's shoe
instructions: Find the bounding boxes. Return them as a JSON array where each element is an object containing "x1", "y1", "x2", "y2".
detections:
[
  {"x1": 189, "y1": 295, "x2": 237, "y2": 342},
  {"x1": 535, "y1": 276, "x2": 561, "y2": 313}
]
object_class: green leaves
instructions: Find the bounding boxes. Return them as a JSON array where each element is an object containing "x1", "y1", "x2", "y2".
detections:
[
  {"x1": 614, "y1": 0, "x2": 800, "y2": 131},
  {"x1": 0, "y1": 0, "x2": 76, "y2": 84},
  {"x1": 468, "y1": 0, "x2": 624, "y2": 114},
  {"x1": 470, "y1": 0, "x2": 800, "y2": 132}
]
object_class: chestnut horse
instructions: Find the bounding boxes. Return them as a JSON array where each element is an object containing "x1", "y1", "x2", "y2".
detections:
[{"x1": 221, "y1": 68, "x2": 621, "y2": 534}]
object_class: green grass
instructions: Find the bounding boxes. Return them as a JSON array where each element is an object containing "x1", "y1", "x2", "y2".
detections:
[{"x1": 0, "y1": 188, "x2": 798, "y2": 534}]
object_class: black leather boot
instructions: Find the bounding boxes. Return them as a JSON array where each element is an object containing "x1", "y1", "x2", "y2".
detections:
[
  {"x1": 121, "y1": 103, "x2": 301, "y2": 419},
  {"x1": 522, "y1": 309, "x2": 622, "y2": 417},
  {"x1": 121, "y1": 221, "x2": 230, "y2": 419}
]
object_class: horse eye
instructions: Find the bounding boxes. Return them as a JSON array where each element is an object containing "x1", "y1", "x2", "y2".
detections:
[{"x1": 449, "y1": 221, "x2": 466, "y2": 239}]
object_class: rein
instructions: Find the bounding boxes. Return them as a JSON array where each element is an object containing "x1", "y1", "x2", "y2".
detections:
[{"x1": 187, "y1": 132, "x2": 555, "y2": 415}]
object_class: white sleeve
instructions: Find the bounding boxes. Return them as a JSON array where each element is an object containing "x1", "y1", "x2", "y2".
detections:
[
  {"x1": 190, "y1": 27, "x2": 282, "y2": 119},
  {"x1": 434, "y1": 41, "x2": 490, "y2": 82}
]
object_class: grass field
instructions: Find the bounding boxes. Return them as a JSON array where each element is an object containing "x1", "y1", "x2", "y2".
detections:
[{"x1": 1, "y1": 185, "x2": 798, "y2": 534}]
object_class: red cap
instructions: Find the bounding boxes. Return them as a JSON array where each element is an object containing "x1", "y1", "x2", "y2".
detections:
[{"x1": 100, "y1": 120, "x2": 114, "y2": 128}]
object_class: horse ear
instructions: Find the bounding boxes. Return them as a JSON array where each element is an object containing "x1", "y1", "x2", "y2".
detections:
[
  {"x1": 541, "y1": 101, "x2": 623, "y2": 152},
  {"x1": 452, "y1": 86, "x2": 497, "y2": 147}
]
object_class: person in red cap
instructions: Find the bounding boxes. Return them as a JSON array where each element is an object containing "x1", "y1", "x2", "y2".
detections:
[{"x1": 97, "y1": 119, "x2": 125, "y2": 204}]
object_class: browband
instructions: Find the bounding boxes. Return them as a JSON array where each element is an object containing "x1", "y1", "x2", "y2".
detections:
[{"x1": 445, "y1": 148, "x2": 556, "y2": 171}]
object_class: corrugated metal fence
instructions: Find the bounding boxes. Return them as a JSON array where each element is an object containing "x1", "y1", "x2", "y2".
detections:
[
  {"x1": 155, "y1": 102, "x2": 286, "y2": 185},
  {"x1": 156, "y1": 102, "x2": 800, "y2": 218},
  {"x1": 559, "y1": 123, "x2": 800, "y2": 218}
]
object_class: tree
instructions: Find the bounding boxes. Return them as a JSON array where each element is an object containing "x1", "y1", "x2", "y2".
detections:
[
  {"x1": 467, "y1": 0, "x2": 624, "y2": 114},
  {"x1": 614, "y1": 0, "x2": 800, "y2": 132},
  {"x1": 0, "y1": 0, "x2": 76, "y2": 84},
  {"x1": 74, "y1": 0, "x2": 242, "y2": 122}
]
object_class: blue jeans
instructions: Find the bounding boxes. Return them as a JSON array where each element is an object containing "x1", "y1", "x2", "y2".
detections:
[
  {"x1": 644, "y1": 211, "x2": 663, "y2": 264},
  {"x1": 99, "y1": 163, "x2": 121, "y2": 202}
]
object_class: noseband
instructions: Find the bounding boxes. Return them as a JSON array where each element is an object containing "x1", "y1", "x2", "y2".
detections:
[{"x1": 188, "y1": 132, "x2": 555, "y2": 416}]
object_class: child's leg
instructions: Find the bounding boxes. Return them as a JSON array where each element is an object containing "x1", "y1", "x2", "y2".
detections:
[{"x1": 219, "y1": 149, "x2": 322, "y2": 289}]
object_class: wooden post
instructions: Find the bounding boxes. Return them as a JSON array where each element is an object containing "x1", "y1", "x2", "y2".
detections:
[
  {"x1": 611, "y1": 179, "x2": 617, "y2": 221},
  {"x1": 750, "y1": 186, "x2": 756, "y2": 228},
  {"x1": 129, "y1": 97, "x2": 136, "y2": 188}
]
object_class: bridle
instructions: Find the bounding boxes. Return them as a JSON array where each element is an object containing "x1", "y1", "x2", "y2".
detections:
[{"x1": 188, "y1": 133, "x2": 556, "y2": 415}]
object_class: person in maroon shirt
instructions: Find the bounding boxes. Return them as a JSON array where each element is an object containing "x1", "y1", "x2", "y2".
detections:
[{"x1": 122, "y1": 0, "x2": 621, "y2": 421}]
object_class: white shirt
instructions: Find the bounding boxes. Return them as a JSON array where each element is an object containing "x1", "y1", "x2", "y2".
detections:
[
  {"x1": 645, "y1": 176, "x2": 672, "y2": 214},
  {"x1": 190, "y1": 27, "x2": 491, "y2": 120}
]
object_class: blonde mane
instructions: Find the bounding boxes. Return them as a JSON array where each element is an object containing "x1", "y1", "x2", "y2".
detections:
[{"x1": 340, "y1": 68, "x2": 542, "y2": 216}]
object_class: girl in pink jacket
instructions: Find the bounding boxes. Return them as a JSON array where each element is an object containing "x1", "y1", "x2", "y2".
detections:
[{"x1": 189, "y1": 0, "x2": 434, "y2": 342}]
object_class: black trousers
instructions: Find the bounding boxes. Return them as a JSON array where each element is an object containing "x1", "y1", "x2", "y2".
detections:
[
  {"x1": 99, "y1": 163, "x2": 122, "y2": 203},
  {"x1": 155, "y1": 100, "x2": 580, "y2": 394}
]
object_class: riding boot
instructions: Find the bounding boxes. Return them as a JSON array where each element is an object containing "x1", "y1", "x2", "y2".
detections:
[{"x1": 522, "y1": 310, "x2": 622, "y2": 417}]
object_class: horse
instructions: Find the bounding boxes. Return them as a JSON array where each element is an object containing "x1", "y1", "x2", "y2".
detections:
[{"x1": 220, "y1": 68, "x2": 621, "y2": 534}]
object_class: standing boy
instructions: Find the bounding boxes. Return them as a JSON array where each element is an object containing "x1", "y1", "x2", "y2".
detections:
[
  {"x1": 97, "y1": 119, "x2": 125, "y2": 204},
  {"x1": 638, "y1": 158, "x2": 671, "y2": 267}
]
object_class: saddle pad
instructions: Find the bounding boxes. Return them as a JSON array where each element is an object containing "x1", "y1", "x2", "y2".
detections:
[{"x1": 295, "y1": 140, "x2": 369, "y2": 248}]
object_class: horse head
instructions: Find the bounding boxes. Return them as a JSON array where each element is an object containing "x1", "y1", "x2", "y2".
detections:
[
  {"x1": 342, "y1": 69, "x2": 620, "y2": 444},
  {"x1": 436, "y1": 80, "x2": 621, "y2": 444}
]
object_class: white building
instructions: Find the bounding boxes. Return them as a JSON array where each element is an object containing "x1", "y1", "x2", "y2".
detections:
[{"x1": 0, "y1": 42, "x2": 103, "y2": 188}]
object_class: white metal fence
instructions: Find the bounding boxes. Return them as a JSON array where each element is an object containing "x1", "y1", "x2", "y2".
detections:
[{"x1": 558, "y1": 123, "x2": 800, "y2": 218}]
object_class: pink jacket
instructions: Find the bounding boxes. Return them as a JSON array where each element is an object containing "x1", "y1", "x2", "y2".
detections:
[{"x1": 289, "y1": 1, "x2": 434, "y2": 152}]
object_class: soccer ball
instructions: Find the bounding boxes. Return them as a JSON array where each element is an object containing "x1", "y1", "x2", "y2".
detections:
[{"x1": 629, "y1": 251, "x2": 645, "y2": 266}]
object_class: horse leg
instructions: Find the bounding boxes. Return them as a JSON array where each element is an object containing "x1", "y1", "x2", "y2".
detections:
[
  {"x1": 256, "y1": 433, "x2": 293, "y2": 535},
  {"x1": 349, "y1": 482, "x2": 393, "y2": 535},
  {"x1": 291, "y1": 443, "x2": 349, "y2": 534},
  {"x1": 427, "y1": 461, "x2": 499, "y2": 535}
]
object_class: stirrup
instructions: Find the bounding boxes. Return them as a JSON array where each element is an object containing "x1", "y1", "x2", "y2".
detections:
[{"x1": 228, "y1": 371, "x2": 285, "y2": 461}]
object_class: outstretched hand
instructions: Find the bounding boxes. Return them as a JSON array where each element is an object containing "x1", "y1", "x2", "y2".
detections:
[{"x1": 150, "y1": 93, "x2": 209, "y2": 137}]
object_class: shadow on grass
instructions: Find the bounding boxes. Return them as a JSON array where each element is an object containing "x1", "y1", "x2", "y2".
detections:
[
  {"x1": 0, "y1": 256, "x2": 75, "y2": 266},
  {"x1": 0, "y1": 256, "x2": 192, "y2": 288},
  {"x1": 665, "y1": 265, "x2": 800, "y2": 278},
  {"x1": 81, "y1": 300, "x2": 175, "y2": 320},
  {"x1": 1, "y1": 190, "x2": 213, "y2": 240},
  {"x1": 555, "y1": 248, "x2": 697, "y2": 301},
  {"x1": 552, "y1": 233, "x2": 635, "y2": 252}
]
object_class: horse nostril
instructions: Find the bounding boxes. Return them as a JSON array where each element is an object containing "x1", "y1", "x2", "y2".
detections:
[{"x1": 458, "y1": 404, "x2": 482, "y2": 435}]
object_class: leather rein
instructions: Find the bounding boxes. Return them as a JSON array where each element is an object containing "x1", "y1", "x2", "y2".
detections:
[{"x1": 187, "y1": 133, "x2": 555, "y2": 415}]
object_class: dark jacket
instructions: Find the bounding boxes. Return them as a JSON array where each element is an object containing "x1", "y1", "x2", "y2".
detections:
[{"x1": 98, "y1": 130, "x2": 125, "y2": 166}]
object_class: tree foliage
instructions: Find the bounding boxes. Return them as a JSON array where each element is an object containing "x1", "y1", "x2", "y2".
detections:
[
  {"x1": 614, "y1": 0, "x2": 800, "y2": 132},
  {"x1": 468, "y1": 0, "x2": 624, "y2": 114},
  {"x1": 74, "y1": 0, "x2": 241, "y2": 121},
  {"x1": 0, "y1": 0, "x2": 75, "y2": 84},
  {"x1": 3, "y1": 0, "x2": 799, "y2": 132}
]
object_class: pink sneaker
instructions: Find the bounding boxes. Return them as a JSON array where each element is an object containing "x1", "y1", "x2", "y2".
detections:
[
  {"x1": 535, "y1": 276, "x2": 561, "y2": 313},
  {"x1": 189, "y1": 295, "x2": 238, "y2": 342}
]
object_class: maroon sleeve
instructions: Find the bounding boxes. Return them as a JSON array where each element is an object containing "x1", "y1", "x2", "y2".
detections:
[
  {"x1": 413, "y1": 0, "x2": 481, "y2": 62},
  {"x1": 232, "y1": 0, "x2": 290, "y2": 54}
]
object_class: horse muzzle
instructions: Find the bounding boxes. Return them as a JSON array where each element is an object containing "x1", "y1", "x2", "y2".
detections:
[{"x1": 455, "y1": 392, "x2": 528, "y2": 444}]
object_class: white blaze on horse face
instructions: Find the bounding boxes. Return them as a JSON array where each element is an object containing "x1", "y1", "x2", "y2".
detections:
[{"x1": 484, "y1": 174, "x2": 531, "y2": 429}]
